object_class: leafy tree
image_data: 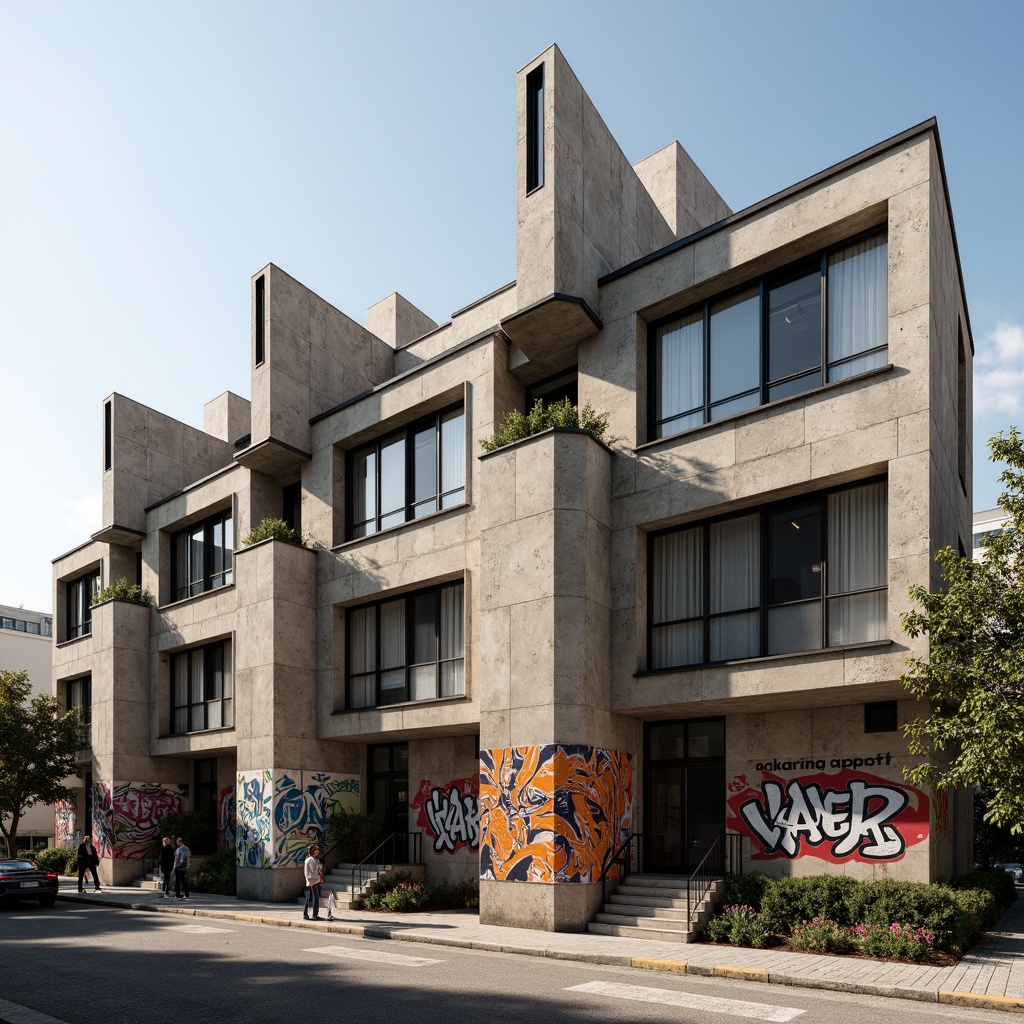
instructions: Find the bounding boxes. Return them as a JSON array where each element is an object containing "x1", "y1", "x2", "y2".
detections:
[
  {"x1": 0, "y1": 669, "x2": 85, "y2": 856},
  {"x1": 901, "y1": 428, "x2": 1024, "y2": 832}
]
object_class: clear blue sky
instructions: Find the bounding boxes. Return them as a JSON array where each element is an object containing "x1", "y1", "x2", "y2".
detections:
[{"x1": 2, "y1": 0, "x2": 1021, "y2": 612}]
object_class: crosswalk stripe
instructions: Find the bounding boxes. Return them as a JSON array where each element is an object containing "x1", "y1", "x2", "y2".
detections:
[
  {"x1": 305, "y1": 945, "x2": 443, "y2": 967},
  {"x1": 566, "y1": 981, "x2": 805, "y2": 1022}
]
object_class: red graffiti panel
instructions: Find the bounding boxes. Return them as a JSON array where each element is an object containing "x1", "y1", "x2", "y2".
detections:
[
  {"x1": 411, "y1": 775, "x2": 479, "y2": 854},
  {"x1": 727, "y1": 769, "x2": 929, "y2": 864}
]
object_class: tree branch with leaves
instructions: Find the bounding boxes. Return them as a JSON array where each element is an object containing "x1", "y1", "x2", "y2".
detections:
[
  {"x1": 0, "y1": 669, "x2": 86, "y2": 856},
  {"x1": 901, "y1": 428, "x2": 1024, "y2": 831}
]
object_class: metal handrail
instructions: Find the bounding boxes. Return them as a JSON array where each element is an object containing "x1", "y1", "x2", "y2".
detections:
[
  {"x1": 598, "y1": 831, "x2": 642, "y2": 905},
  {"x1": 349, "y1": 831, "x2": 422, "y2": 895},
  {"x1": 687, "y1": 832, "x2": 742, "y2": 927}
]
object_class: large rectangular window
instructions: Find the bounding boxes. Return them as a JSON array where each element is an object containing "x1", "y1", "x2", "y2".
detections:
[
  {"x1": 171, "y1": 509, "x2": 233, "y2": 601},
  {"x1": 66, "y1": 570, "x2": 100, "y2": 641},
  {"x1": 349, "y1": 405, "x2": 465, "y2": 539},
  {"x1": 649, "y1": 480, "x2": 887, "y2": 668},
  {"x1": 66, "y1": 675, "x2": 92, "y2": 746},
  {"x1": 651, "y1": 231, "x2": 887, "y2": 439},
  {"x1": 171, "y1": 640, "x2": 233, "y2": 734},
  {"x1": 347, "y1": 581, "x2": 465, "y2": 709}
]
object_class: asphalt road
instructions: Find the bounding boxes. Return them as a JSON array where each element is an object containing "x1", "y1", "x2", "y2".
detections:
[{"x1": 0, "y1": 902, "x2": 1012, "y2": 1024}]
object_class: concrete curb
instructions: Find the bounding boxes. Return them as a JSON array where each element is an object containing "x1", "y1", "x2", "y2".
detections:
[{"x1": 56, "y1": 893, "x2": 1024, "y2": 1013}]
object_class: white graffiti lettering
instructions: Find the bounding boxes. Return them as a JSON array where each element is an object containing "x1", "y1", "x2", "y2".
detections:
[
  {"x1": 424, "y1": 786, "x2": 479, "y2": 853},
  {"x1": 739, "y1": 779, "x2": 909, "y2": 860}
]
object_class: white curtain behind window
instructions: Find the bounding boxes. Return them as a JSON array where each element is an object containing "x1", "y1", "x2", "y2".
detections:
[
  {"x1": 657, "y1": 314, "x2": 703, "y2": 435},
  {"x1": 379, "y1": 599, "x2": 406, "y2": 699},
  {"x1": 710, "y1": 515, "x2": 760, "y2": 660},
  {"x1": 651, "y1": 528, "x2": 702, "y2": 667},
  {"x1": 828, "y1": 481, "x2": 887, "y2": 644},
  {"x1": 440, "y1": 583, "x2": 465, "y2": 696},
  {"x1": 828, "y1": 236, "x2": 888, "y2": 380}
]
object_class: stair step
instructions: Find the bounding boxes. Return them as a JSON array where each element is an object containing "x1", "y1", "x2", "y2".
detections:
[
  {"x1": 587, "y1": 922, "x2": 696, "y2": 942},
  {"x1": 621, "y1": 874, "x2": 694, "y2": 888},
  {"x1": 594, "y1": 912, "x2": 692, "y2": 930},
  {"x1": 608, "y1": 894, "x2": 690, "y2": 909},
  {"x1": 600, "y1": 904, "x2": 690, "y2": 921}
]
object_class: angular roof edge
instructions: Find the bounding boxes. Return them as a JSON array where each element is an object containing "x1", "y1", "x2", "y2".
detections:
[{"x1": 598, "y1": 118, "x2": 973, "y2": 353}]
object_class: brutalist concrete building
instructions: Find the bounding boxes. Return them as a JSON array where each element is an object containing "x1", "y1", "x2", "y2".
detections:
[{"x1": 51, "y1": 44, "x2": 974, "y2": 933}]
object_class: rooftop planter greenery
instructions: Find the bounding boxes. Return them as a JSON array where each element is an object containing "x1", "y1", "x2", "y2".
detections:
[
  {"x1": 242, "y1": 516, "x2": 305, "y2": 548},
  {"x1": 91, "y1": 577, "x2": 150, "y2": 607},
  {"x1": 478, "y1": 397, "x2": 614, "y2": 454}
]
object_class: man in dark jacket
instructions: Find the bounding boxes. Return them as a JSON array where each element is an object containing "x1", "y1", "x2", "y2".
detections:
[
  {"x1": 159, "y1": 836, "x2": 175, "y2": 897},
  {"x1": 76, "y1": 835, "x2": 101, "y2": 893}
]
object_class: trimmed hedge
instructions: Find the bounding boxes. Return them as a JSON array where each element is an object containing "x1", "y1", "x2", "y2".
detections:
[
  {"x1": 17, "y1": 847, "x2": 78, "y2": 875},
  {"x1": 712, "y1": 871, "x2": 1014, "y2": 955}
]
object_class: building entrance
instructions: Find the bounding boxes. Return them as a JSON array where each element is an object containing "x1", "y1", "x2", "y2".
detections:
[
  {"x1": 645, "y1": 719, "x2": 725, "y2": 874},
  {"x1": 368, "y1": 742, "x2": 409, "y2": 841}
]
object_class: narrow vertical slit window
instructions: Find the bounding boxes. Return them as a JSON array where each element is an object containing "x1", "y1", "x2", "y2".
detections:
[
  {"x1": 958, "y1": 327, "x2": 967, "y2": 492},
  {"x1": 526, "y1": 66, "x2": 544, "y2": 193},
  {"x1": 103, "y1": 401, "x2": 112, "y2": 471},
  {"x1": 255, "y1": 275, "x2": 266, "y2": 366}
]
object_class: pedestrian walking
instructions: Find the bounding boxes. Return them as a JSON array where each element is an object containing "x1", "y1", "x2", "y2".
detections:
[
  {"x1": 76, "y1": 835, "x2": 101, "y2": 893},
  {"x1": 303, "y1": 844, "x2": 322, "y2": 920},
  {"x1": 159, "y1": 836, "x2": 175, "y2": 897},
  {"x1": 173, "y1": 836, "x2": 191, "y2": 899}
]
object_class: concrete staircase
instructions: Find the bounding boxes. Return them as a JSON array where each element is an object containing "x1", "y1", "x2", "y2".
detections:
[
  {"x1": 587, "y1": 873, "x2": 723, "y2": 942},
  {"x1": 294, "y1": 862, "x2": 426, "y2": 911}
]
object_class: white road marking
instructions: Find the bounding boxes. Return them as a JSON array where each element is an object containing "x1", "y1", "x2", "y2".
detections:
[
  {"x1": 304, "y1": 945, "x2": 443, "y2": 967},
  {"x1": 170, "y1": 924, "x2": 236, "y2": 933},
  {"x1": 567, "y1": 981, "x2": 805, "y2": 1022}
]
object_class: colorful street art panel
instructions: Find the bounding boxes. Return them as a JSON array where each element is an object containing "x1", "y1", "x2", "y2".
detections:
[
  {"x1": 726, "y1": 767, "x2": 930, "y2": 864},
  {"x1": 110, "y1": 782, "x2": 188, "y2": 859},
  {"x1": 217, "y1": 786, "x2": 237, "y2": 853},
  {"x1": 272, "y1": 770, "x2": 359, "y2": 866},
  {"x1": 54, "y1": 797, "x2": 77, "y2": 847},
  {"x1": 479, "y1": 746, "x2": 633, "y2": 883},
  {"x1": 412, "y1": 775, "x2": 479, "y2": 854},
  {"x1": 237, "y1": 770, "x2": 273, "y2": 868},
  {"x1": 92, "y1": 780, "x2": 114, "y2": 858}
]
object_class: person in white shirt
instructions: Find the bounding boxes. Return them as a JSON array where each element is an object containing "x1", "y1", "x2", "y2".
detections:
[{"x1": 302, "y1": 844, "x2": 322, "y2": 920}]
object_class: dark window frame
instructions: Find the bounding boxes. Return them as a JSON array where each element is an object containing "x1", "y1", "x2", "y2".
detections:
[
  {"x1": 647, "y1": 477, "x2": 888, "y2": 670},
  {"x1": 526, "y1": 65, "x2": 544, "y2": 194},
  {"x1": 649, "y1": 227, "x2": 888, "y2": 441},
  {"x1": 347, "y1": 403, "x2": 466, "y2": 540},
  {"x1": 65, "y1": 569, "x2": 101, "y2": 641},
  {"x1": 255, "y1": 275, "x2": 266, "y2": 366},
  {"x1": 346, "y1": 580, "x2": 465, "y2": 710},
  {"x1": 65, "y1": 675, "x2": 92, "y2": 725},
  {"x1": 864, "y1": 700, "x2": 898, "y2": 733},
  {"x1": 170, "y1": 639, "x2": 233, "y2": 735},
  {"x1": 170, "y1": 508, "x2": 234, "y2": 602}
]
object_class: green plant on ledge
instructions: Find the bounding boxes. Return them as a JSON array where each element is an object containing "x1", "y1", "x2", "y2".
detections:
[
  {"x1": 91, "y1": 577, "x2": 150, "y2": 606},
  {"x1": 242, "y1": 516, "x2": 304, "y2": 547},
  {"x1": 478, "y1": 397, "x2": 614, "y2": 453}
]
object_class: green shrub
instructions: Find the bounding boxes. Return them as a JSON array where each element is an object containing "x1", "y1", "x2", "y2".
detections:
[
  {"x1": 479, "y1": 398, "x2": 614, "y2": 453},
  {"x1": 426, "y1": 879, "x2": 479, "y2": 909},
  {"x1": 92, "y1": 577, "x2": 150, "y2": 606},
  {"x1": 157, "y1": 812, "x2": 217, "y2": 856},
  {"x1": 851, "y1": 922, "x2": 934, "y2": 961},
  {"x1": 327, "y1": 808, "x2": 384, "y2": 862},
  {"x1": 760, "y1": 875, "x2": 859, "y2": 933},
  {"x1": 242, "y1": 517, "x2": 304, "y2": 547},
  {"x1": 363, "y1": 872, "x2": 429, "y2": 911},
  {"x1": 16, "y1": 848, "x2": 68, "y2": 873},
  {"x1": 719, "y1": 872, "x2": 772, "y2": 913},
  {"x1": 947, "y1": 869, "x2": 1017, "y2": 916},
  {"x1": 788, "y1": 916, "x2": 853, "y2": 954},
  {"x1": 189, "y1": 850, "x2": 236, "y2": 896},
  {"x1": 704, "y1": 904, "x2": 768, "y2": 948}
]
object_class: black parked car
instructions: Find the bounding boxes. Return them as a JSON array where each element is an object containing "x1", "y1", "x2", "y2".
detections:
[{"x1": 0, "y1": 859, "x2": 59, "y2": 907}]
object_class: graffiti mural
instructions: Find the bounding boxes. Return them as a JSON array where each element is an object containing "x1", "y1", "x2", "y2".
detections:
[
  {"x1": 479, "y1": 746, "x2": 633, "y2": 883},
  {"x1": 727, "y1": 768, "x2": 930, "y2": 863},
  {"x1": 237, "y1": 770, "x2": 273, "y2": 868},
  {"x1": 412, "y1": 776, "x2": 479, "y2": 854},
  {"x1": 217, "y1": 786, "x2": 237, "y2": 853},
  {"x1": 273, "y1": 771, "x2": 360, "y2": 866},
  {"x1": 54, "y1": 797, "x2": 77, "y2": 847},
  {"x1": 93, "y1": 781, "x2": 114, "y2": 858},
  {"x1": 109, "y1": 782, "x2": 188, "y2": 859}
]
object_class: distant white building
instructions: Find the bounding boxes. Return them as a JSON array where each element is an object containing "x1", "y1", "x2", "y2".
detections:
[
  {"x1": 973, "y1": 508, "x2": 1010, "y2": 560},
  {"x1": 0, "y1": 604, "x2": 55, "y2": 848}
]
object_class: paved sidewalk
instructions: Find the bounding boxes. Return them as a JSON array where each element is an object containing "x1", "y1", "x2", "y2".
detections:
[{"x1": 55, "y1": 879, "x2": 1024, "y2": 1014}]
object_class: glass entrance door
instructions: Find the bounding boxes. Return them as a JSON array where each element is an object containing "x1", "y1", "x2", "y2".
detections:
[
  {"x1": 368, "y1": 742, "x2": 409, "y2": 840},
  {"x1": 645, "y1": 719, "x2": 725, "y2": 874}
]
